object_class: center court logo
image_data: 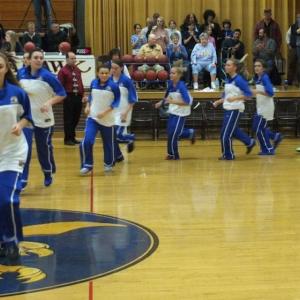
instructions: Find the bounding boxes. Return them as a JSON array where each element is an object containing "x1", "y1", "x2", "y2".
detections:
[{"x1": 0, "y1": 208, "x2": 158, "y2": 297}]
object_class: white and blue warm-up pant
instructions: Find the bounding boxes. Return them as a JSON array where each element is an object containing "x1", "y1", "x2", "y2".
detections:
[
  {"x1": 220, "y1": 110, "x2": 252, "y2": 160},
  {"x1": 0, "y1": 171, "x2": 23, "y2": 247},
  {"x1": 80, "y1": 118, "x2": 115, "y2": 169},
  {"x1": 252, "y1": 114, "x2": 275, "y2": 154},
  {"x1": 115, "y1": 126, "x2": 135, "y2": 143},
  {"x1": 167, "y1": 114, "x2": 187, "y2": 159},
  {"x1": 21, "y1": 126, "x2": 56, "y2": 185}
]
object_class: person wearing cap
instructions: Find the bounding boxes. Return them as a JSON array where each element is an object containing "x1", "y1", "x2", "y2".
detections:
[{"x1": 254, "y1": 9, "x2": 282, "y2": 51}]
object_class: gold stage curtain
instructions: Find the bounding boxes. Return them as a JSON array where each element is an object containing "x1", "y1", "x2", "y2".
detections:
[{"x1": 85, "y1": 0, "x2": 296, "y2": 72}]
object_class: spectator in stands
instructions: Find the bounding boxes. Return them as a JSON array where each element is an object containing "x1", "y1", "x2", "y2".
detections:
[
  {"x1": 180, "y1": 14, "x2": 201, "y2": 35},
  {"x1": 286, "y1": 13, "x2": 300, "y2": 85},
  {"x1": 221, "y1": 20, "x2": 234, "y2": 43},
  {"x1": 191, "y1": 32, "x2": 217, "y2": 90},
  {"x1": 151, "y1": 16, "x2": 169, "y2": 52},
  {"x1": 67, "y1": 25, "x2": 80, "y2": 52},
  {"x1": 0, "y1": 24, "x2": 5, "y2": 49},
  {"x1": 141, "y1": 17, "x2": 153, "y2": 39},
  {"x1": 205, "y1": 25, "x2": 216, "y2": 48},
  {"x1": 167, "y1": 33, "x2": 188, "y2": 65},
  {"x1": 167, "y1": 20, "x2": 182, "y2": 45},
  {"x1": 138, "y1": 33, "x2": 164, "y2": 74},
  {"x1": 45, "y1": 23, "x2": 68, "y2": 52},
  {"x1": 254, "y1": 8, "x2": 282, "y2": 51},
  {"x1": 33, "y1": 0, "x2": 52, "y2": 32},
  {"x1": 183, "y1": 22, "x2": 199, "y2": 58},
  {"x1": 2, "y1": 30, "x2": 23, "y2": 54},
  {"x1": 140, "y1": 13, "x2": 160, "y2": 40},
  {"x1": 201, "y1": 9, "x2": 222, "y2": 50},
  {"x1": 166, "y1": 32, "x2": 189, "y2": 83},
  {"x1": 21, "y1": 22, "x2": 42, "y2": 48},
  {"x1": 253, "y1": 28, "x2": 276, "y2": 75},
  {"x1": 131, "y1": 23, "x2": 147, "y2": 55},
  {"x1": 222, "y1": 29, "x2": 245, "y2": 60}
]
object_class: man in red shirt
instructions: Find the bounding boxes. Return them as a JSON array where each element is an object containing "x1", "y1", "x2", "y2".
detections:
[{"x1": 58, "y1": 52, "x2": 84, "y2": 145}]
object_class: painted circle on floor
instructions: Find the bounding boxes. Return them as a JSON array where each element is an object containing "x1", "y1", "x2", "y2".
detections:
[{"x1": 0, "y1": 208, "x2": 159, "y2": 297}]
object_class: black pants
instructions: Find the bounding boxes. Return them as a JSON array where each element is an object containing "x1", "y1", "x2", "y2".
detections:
[
  {"x1": 63, "y1": 93, "x2": 83, "y2": 142},
  {"x1": 287, "y1": 47, "x2": 300, "y2": 84}
]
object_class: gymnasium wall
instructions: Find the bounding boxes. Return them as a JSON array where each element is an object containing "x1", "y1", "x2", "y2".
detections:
[
  {"x1": 0, "y1": 0, "x2": 75, "y2": 31},
  {"x1": 85, "y1": 0, "x2": 296, "y2": 72}
]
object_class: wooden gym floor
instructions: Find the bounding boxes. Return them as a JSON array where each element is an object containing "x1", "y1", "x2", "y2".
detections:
[{"x1": 5, "y1": 137, "x2": 300, "y2": 300}]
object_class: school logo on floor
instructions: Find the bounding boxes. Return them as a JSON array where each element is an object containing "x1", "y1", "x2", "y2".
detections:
[{"x1": 0, "y1": 208, "x2": 158, "y2": 297}]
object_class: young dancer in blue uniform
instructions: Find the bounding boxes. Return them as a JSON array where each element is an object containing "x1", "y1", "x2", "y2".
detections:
[
  {"x1": 0, "y1": 52, "x2": 32, "y2": 259},
  {"x1": 155, "y1": 67, "x2": 194, "y2": 160},
  {"x1": 252, "y1": 59, "x2": 282, "y2": 155},
  {"x1": 213, "y1": 58, "x2": 256, "y2": 160},
  {"x1": 111, "y1": 60, "x2": 137, "y2": 155},
  {"x1": 80, "y1": 63, "x2": 120, "y2": 174},
  {"x1": 17, "y1": 48, "x2": 66, "y2": 188}
]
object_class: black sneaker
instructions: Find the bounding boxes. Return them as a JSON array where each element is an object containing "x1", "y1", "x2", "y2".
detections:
[
  {"x1": 64, "y1": 140, "x2": 75, "y2": 146},
  {"x1": 0, "y1": 245, "x2": 5, "y2": 257},
  {"x1": 190, "y1": 130, "x2": 196, "y2": 145},
  {"x1": 116, "y1": 156, "x2": 124, "y2": 163},
  {"x1": 5, "y1": 244, "x2": 20, "y2": 260},
  {"x1": 246, "y1": 139, "x2": 256, "y2": 154},
  {"x1": 73, "y1": 139, "x2": 81, "y2": 145},
  {"x1": 127, "y1": 141, "x2": 135, "y2": 153},
  {"x1": 273, "y1": 133, "x2": 283, "y2": 150}
]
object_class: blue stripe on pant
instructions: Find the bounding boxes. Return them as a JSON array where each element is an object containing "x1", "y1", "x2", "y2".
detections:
[
  {"x1": 0, "y1": 171, "x2": 23, "y2": 245},
  {"x1": 221, "y1": 110, "x2": 252, "y2": 160},
  {"x1": 167, "y1": 114, "x2": 186, "y2": 159},
  {"x1": 21, "y1": 126, "x2": 55, "y2": 183},
  {"x1": 252, "y1": 114, "x2": 274, "y2": 154},
  {"x1": 115, "y1": 126, "x2": 135, "y2": 142},
  {"x1": 80, "y1": 118, "x2": 115, "y2": 168},
  {"x1": 114, "y1": 127, "x2": 124, "y2": 161}
]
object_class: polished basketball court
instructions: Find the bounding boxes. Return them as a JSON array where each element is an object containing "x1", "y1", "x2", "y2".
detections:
[{"x1": 1, "y1": 137, "x2": 300, "y2": 299}]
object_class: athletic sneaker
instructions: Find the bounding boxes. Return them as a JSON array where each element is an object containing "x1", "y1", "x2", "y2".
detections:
[
  {"x1": 80, "y1": 167, "x2": 92, "y2": 175},
  {"x1": 0, "y1": 243, "x2": 19, "y2": 260},
  {"x1": 296, "y1": 147, "x2": 300, "y2": 153},
  {"x1": 193, "y1": 82, "x2": 199, "y2": 90},
  {"x1": 0, "y1": 245, "x2": 5, "y2": 257},
  {"x1": 190, "y1": 129, "x2": 196, "y2": 144},
  {"x1": 116, "y1": 156, "x2": 124, "y2": 163},
  {"x1": 44, "y1": 174, "x2": 53, "y2": 187},
  {"x1": 104, "y1": 166, "x2": 113, "y2": 172},
  {"x1": 127, "y1": 141, "x2": 135, "y2": 153},
  {"x1": 273, "y1": 133, "x2": 283, "y2": 150},
  {"x1": 21, "y1": 181, "x2": 27, "y2": 191},
  {"x1": 246, "y1": 139, "x2": 256, "y2": 154},
  {"x1": 258, "y1": 151, "x2": 275, "y2": 156}
]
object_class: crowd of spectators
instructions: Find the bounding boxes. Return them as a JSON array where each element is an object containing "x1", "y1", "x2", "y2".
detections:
[
  {"x1": 0, "y1": 7, "x2": 299, "y2": 87},
  {"x1": 129, "y1": 9, "x2": 300, "y2": 88},
  {"x1": 0, "y1": 19, "x2": 79, "y2": 54}
]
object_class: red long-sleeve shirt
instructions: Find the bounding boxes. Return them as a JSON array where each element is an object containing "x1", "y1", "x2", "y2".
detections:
[{"x1": 58, "y1": 64, "x2": 84, "y2": 95}]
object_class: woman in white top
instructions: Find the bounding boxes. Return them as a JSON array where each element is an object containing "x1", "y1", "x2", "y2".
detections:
[
  {"x1": 213, "y1": 58, "x2": 256, "y2": 160},
  {"x1": 0, "y1": 52, "x2": 32, "y2": 260},
  {"x1": 252, "y1": 59, "x2": 282, "y2": 155},
  {"x1": 151, "y1": 17, "x2": 169, "y2": 53}
]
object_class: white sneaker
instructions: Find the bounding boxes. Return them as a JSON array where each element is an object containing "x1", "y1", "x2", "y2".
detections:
[
  {"x1": 80, "y1": 167, "x2": 92, "y2": 175},
  {"x1": 104, "y1": 166, "x2": 113, "y2": 172},
  {"x1": 193, "y1": 82, "x2": 199, "y2": 90}
]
